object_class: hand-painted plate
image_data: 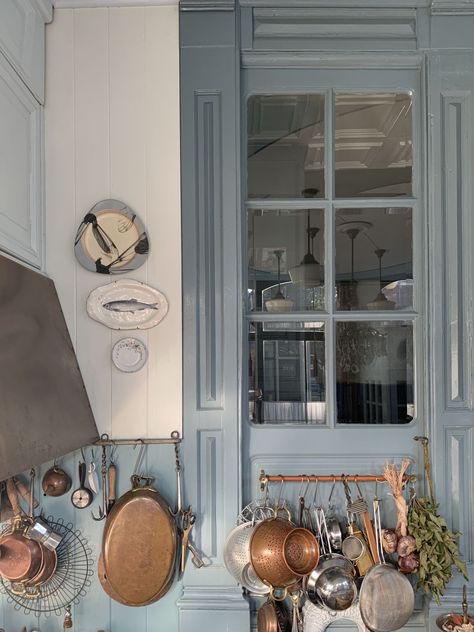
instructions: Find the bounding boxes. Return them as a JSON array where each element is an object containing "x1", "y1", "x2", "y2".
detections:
[
  {"x1": 112, "y1": 338, "x2": 148, "y2": 373},
  {"x1": 74, "y1": 199, "x2": 149, "y2": 274},
  {"x1": 87, "y1": 280, "x2": 169, "y2": 330}
]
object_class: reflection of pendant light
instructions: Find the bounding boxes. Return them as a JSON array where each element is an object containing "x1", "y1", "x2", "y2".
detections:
[
  {"x1": 367, "y1": 248, "x2": 396, "y2": 310},
  {"x1": 336, "y1": 220, "x2": 372, "y2": 310},
  {"x1": 289, "y1": 212, "x2": 323, "y2": 287},
  {"x1": 265, "y1": 250, "x2": 294, "y2": 313}
]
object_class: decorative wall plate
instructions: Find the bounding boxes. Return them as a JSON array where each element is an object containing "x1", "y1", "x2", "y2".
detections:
[
  {"x1": 87, "y1": 280, "x2": 169, "y2": 330},
  {"x1": 112, "y1": 338, "x2": 148, "y2": 373},
  {"x1": 74, "y1": 200, "x2": 149, "y2": 274}
]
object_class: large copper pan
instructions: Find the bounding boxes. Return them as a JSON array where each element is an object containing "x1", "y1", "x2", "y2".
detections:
[{"x1": 102, "y1": 475, "x2": 177, "y2": 606}]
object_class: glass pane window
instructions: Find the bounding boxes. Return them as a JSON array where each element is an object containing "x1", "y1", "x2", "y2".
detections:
[
  {"x1": 335, "y1": 207, "x2": 413, "y2": 310},
  {"x1": 336, "y1": 321, "x2": 414, "y2": 424},
  {"x1": 335, "y1": 93, "x2": 412, "y2": 198},
  {"x1": 247, "y1": 94, "x2": 325, "y2": 199},
  {"x1": 249, "y1": 322, "x2": 326, "y2": 424},
  {"x1": 248, "y1": 208, "x2": 325, "y2": 312}
]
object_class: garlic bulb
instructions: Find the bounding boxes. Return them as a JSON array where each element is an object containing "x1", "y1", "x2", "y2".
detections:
[
  {"x1": 381, "y1": 529, "x2": 398, "y2": 554},
  {"x1": 398, "y1": 552, "x2": 420, "y2": 573},
  {"x1": 397, "y1": 535, "x2": 417, "y2": 557}
]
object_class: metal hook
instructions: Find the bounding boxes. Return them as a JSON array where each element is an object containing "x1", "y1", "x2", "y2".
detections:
[
  {"x1": 276, "y1": 477, "x2": 285, "y2": 509},
  {"x1": 91, "y1": 444, "x2": 107, "y2": 521},
  {"x1": 133, "y1": 442, "x2": 147, "y2": 477},
  {"x1": 328, "y1": 475, "x2": 337, "y2": 505}
]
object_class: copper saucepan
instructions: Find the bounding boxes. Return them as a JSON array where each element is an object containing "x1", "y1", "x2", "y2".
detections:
[
  {"x1": 0, "y1": 480, "x2": 44, "y2": 583},
  {"x1": 257, "y1": 599, "x2": 291, "y2": 632}
]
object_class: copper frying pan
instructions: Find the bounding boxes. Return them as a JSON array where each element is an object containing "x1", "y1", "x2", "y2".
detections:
[{"x1": 102, "y1": 475, "x2": 178, "y2": 606}]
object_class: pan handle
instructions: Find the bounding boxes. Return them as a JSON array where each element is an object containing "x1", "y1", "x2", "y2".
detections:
[
  {"x1": 131, "y1": 475, "x2": 155, "y2": 490},
  {"x1": 6, "y1": 478, "x2": 22, "y2": 519}
]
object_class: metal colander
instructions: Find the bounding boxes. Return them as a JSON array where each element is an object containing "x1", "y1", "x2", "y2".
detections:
[
  {"x1": 240, "y1": 562, "x2": 269, "y2": 596},
  {"x1": 249, "y1": 516, "x2": 298, "y2": 588},
  {"x1": 223, "y1": 522, "x2": 257, "y2": 581}
]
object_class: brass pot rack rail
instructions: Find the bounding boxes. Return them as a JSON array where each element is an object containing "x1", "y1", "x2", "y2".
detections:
[
  {"x1": 93, "y1": 431, "x2": 181, "y2": 446},
  {"x1": 259, "y1": 469, "x2": 416, "y2": 492}
]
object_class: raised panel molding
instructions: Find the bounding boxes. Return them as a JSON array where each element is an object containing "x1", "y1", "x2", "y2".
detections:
[
  {"x1": 431, "y1": 0, "x2": 474, "y2": 13},
  {"x1": 241, "y1": 51, "x2": 424, "y2": 69},
  {"x1": 444, "y1": 427, "x2": 473, "y2": 564},
  {"x1": 195, "y1": 92, "x2": 224, "y2": 411},
  {"x1": 54, "y1": 0, "x2": 178, "y2": 7},
  {"x1": 0, "y1": 55, "x2": 42, "y2": 268},
  {"x1": 441, "y1": 92, "x2": 472, "y2": 410},
  {"x1": 197, "y1": 430, "x2": 223, "y2": 561},
  {"x1": 250, "y1": 8, "x2": 418, "y2": 51}
]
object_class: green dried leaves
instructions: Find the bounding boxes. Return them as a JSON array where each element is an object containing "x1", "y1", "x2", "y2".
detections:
[{"x1": 408, "y1": 496, "x2": 468, "y2": 605}]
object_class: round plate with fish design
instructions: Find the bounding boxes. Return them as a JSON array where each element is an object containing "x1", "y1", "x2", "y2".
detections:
[
  {"x1": 74, "y1": 199, "x2": 149, "y2": 274},
  {"x1": 87, "y1": 279, "x2": 169, "y2": 330},
  {"x1": 112, "y1": 338, "x2": 148, "y2": 372}
]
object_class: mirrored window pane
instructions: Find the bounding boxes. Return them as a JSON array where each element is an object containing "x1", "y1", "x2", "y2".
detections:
[
  {"x1": 247, "y1": 94, "x2": 325, "y2": 199},
  {"x1": 248, "y1": 209, "x2": 325, "y2": 312},
  {"x1": 335, "y1": 208, "x2": 412, "y2": 311},
  {"x1": 335, "y1": 93, "x2": 412, "y2": 198},
  {"x1": 336, "y1": 321, "x2": 414, "y2": 424},
  {"x1": 249, "y1": 322, "x2": 326, "y2": 425}
]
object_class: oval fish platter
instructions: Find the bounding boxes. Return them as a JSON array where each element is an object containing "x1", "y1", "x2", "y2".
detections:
[
  {"x1": 86, "y1": 279, "x2": 169, "y2": 330},
  {"x1": 102, "y1": 479, "x2": 177, "y2": 606}
]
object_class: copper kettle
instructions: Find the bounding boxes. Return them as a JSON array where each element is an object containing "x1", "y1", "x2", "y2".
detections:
[{"x1": 42, "y1": 466, "x2": 71, "y2": 497}]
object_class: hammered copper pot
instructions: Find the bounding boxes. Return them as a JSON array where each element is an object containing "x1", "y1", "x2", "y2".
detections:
[{"x1": 257, "y1": 600, "x2": 291, "y2": 632}]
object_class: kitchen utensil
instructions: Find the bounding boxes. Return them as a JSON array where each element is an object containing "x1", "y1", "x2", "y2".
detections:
[
  {"x1": 250, "y1": 509, "x2": 301, "y2": 590},
  {"x1": 14, "y1": 477, "x2": 39, "y2": 510},
  {"x1": 0, "y1": 480, "x2": 44, "y2": 583},
  {"x1": 325, "y1": 479, "x2": 342, "y2": 550},
  {"x1": 342, "y1": 522, "x2": 373, "y2": 576},
  {"x1": 352, "y1": 480, "x2": 379, "y2": 564},
  {"x1": 240, "y1": 562, "x2": 270, "y2": 596},
  {"x1": 88, "y1": 451, "x2": 99, "y2": 495},
  {"x1": 180, "y1": 506, "x2": 195, "y2": 574},
  {"x1": 283, "y1": 527, "x2": 319, "y2": 576},
  {"x1": 26, "y1": 544, "x2": 57, "y2": 587},
  {"x1": 359, "y1": 496, "x2": 414, "y2": 632},
  {"x1": 92, "y1": 445, "x2": 107, "y2": 521},
  {"x1": 25, "y1": 470, "x2": 63, "y2": 551},
  {"x1": 224, "y1": 520, "x2": 261, "y2": 582},
  {"x1": 102, "y1": 474, "x2": 178, "y2": 606},
  {"x1": 437, "y1": 586, "x2": 474, "y2": 632},
  {"x1": 71, "y1": 462, "x2": 93, "y2": 509},
  {"x1": 305, "y1": 507, "x2": 357, "y2": 611},
  {"x1": 107, "y1": 462, "x2": 117, "y2": 514},
  {"x1": 185, "y1": 540, "x2": 205, "y2": 569},
  {"x1": 97, "y1": 553, "x2": 127, "y2": 606},
  {"x1": 41, "y1": 466, "x2": 71, "y2": 498},
  {"x1": 257, "y1": 599, "x2": 291, "y2": 632}
]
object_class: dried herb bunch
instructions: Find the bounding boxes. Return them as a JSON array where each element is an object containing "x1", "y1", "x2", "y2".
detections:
[{"x1": 408, "y1": 493, "x2": 468, "y2": 604}]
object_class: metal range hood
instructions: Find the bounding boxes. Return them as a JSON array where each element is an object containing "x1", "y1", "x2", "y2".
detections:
[{"x1": 0, "y1": 254, "x2": 99, "y2": 481}]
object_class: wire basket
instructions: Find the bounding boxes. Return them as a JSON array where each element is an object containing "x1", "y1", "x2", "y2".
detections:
[{"x1": 0, "y1": 516, "x2": 94, "y2": 616}]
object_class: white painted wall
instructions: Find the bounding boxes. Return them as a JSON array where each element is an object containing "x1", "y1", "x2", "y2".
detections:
[{"x1": 45, "y1": 6, "x2": 182, "y2": 439}]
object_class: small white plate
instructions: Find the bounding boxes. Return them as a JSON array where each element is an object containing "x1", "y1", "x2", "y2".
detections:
[{"x1": 112, "y1": 338, "x2": 148, "y2": 373}]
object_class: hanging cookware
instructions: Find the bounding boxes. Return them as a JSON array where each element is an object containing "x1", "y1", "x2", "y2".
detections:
[
  {"x1": 41, "y1": 466, "x2": 71, "y2": 497},
  {"x1": 25, "y1": 544, "x2": 57, "y2": 587},
  {"x1": 305, "y1": 507, "x2": 357, "y2": 611},
  {"x1": 0, "y1": 480, "x2": 44, "y2": 583},
  {"x1": 102, "y1": 474, "x2": 178, "y2": 606},
  {"x1": 25, "y1": 469, "x2": 63, "y2": 551},
  {"x1": 257, "y1": 599, "x2": 291, "y2": 632},
  {"x1": 358, "y1": 496, "x2": 414, "y2": 632},
  {"x1": 250, "y1": 509, "x2": 319, "y2": 591}
]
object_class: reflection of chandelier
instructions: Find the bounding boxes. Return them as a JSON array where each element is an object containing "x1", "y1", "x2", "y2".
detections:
[
  {"x1": 337, "y1": 322, "x2": 387, "y2": 374},
  {"x1": 367, "y1": 249, "x2": 396, "y2": 310},
  {"x1": 289, "y1": 212, "x2": 323, "y2": 287},
  {"x1": 336, "y1": 221, "x2": 372, "y2": 310}
]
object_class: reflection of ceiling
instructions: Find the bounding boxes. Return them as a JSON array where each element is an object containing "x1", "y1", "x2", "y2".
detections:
[{"x1": 247, "y1": 92, "x2": 412, "y2": 174}]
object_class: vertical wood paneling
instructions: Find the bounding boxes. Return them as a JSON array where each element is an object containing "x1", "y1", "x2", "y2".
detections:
[
  {"x1": 195, "y1": 92, "x2": 224, "y2": 411},
  {"x1": 198, "y1": 430, "x2": 223, "y2": 559},
  {"x1": 74, "y1": 8, "x2": 113, "y2": 435},
  {"x1": 445, "y1": 427, "x2": 473, "y2": 563},
  {"x1": 441, "y1": 92, "x2": 470, "y2": 408}
]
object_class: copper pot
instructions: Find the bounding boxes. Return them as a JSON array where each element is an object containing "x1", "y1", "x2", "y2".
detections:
[
  {"x1": 257, "y1": 600, "x2": 291, "y2": 632},
  {"x1": 0, "y1": 480, "x2": 44, "y2": 583},
  {"x1": 26, "y1": 545, "x2": 57, "y2": 587},
  {"x1": 283, "y1": 527, "x2": 319, "y2": 576},
  {"x1": 41, "y1": 466, "x2": 71, "y2": 497},
  {"x1": 250, "y1": 511, "x2": 299, "y2": 589}
]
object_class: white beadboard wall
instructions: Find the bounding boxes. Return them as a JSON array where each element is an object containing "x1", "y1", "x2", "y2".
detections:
[{"x1": 44, "y1": 6, "x2": 182, "y2": 439}]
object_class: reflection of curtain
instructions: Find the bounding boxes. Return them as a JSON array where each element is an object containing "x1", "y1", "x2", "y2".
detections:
[{"x1": 263, "y1": 402, "x2": 326, "y2": 424}]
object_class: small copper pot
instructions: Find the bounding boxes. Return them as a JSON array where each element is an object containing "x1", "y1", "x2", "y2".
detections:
[
  {"x1": 257, "y1": 600, "x2": 291, "y2": 632},
  {"x1": 283, "y1": 527, "x2": 319, "y2": 576},
  {"x1": 42, "y1": 467, "x2": 71, "y2": 497}
]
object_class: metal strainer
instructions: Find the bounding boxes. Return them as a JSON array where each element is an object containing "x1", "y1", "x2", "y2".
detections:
[{"x1": 223, "y1": 522, "x2": 256, "y2": 581}]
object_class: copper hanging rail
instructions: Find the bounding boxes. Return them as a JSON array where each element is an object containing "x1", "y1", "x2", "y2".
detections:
[{"x1": 259, "y1": 469, "x2": 416, "y2": 492}]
